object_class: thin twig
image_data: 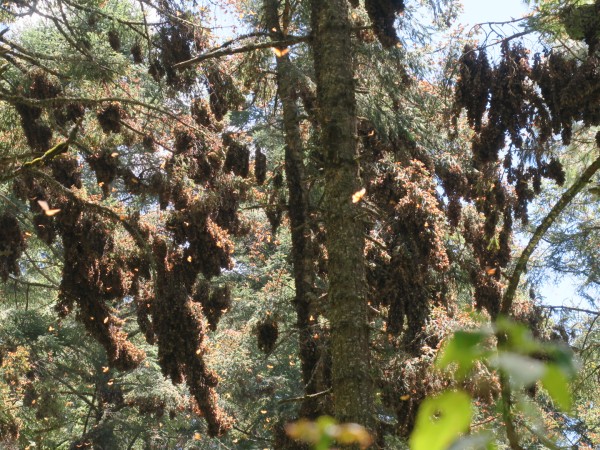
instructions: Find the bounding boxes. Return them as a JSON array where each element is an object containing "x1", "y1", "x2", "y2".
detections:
[{"x1": 278, "y1": 388, "x2": 331, "y2": 404}]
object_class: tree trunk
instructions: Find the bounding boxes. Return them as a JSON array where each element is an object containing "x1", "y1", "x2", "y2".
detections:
[
  {"x1": 310, "y1": 0, "x2": 374, "y2": 428},
  {"x1": 264, "y1": 0, "x2": 325, "y2": 419}
]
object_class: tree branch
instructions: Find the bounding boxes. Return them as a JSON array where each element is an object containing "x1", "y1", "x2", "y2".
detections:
[
  {"x1": 502, "y1": 155, "x2": 600, "y2": 315},
  {"x1": 539, "y1": 305, "x2": 600, "y2": 316},
  {"x1": 278, "y1": 388, "x2": 331, "y2": 404},
  {"x1": 172, "y1": 36, "x2": 310, "y2": 70},
  {"x1": 7, "y1": 274, "x2": 58, "y2": 290},
  {"x1": 500, "y1": 373, "x2": 525, "y2": 450}
]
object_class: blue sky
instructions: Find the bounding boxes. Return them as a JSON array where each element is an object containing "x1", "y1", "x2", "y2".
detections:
[
  {"x1": 462, "y1": 0, "x2": 530, "y2": 24},
  {"x1": 459, "y1": 0, "x2": 534, "y2": 55}
]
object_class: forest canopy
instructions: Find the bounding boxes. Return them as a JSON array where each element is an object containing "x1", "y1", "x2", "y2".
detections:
[{"x1": 0, "y1": 0, "x2": 599, "y2": 449}]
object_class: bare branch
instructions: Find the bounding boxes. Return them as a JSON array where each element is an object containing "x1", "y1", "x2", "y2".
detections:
[
  {"x1": 173, "y1": 36, "x2": 311, "y2": 70},
  {"x1": 539, "y1": 305, "x2": 600, "y2": 316},
  {"x1": 278, "y1": 388, "x2": 332, "y2": 404}
]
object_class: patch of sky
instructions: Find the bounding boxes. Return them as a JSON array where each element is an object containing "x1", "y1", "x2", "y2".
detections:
[{"x1": 458, "y1": 0, "x2": 539, "y2": 59}]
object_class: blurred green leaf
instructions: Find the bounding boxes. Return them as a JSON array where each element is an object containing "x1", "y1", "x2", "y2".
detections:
[
  {"x1": 437, "y1": 331, "x2": 490, "y2": 379},
  {"x1": 490, "y1": 353, "x2": 546, "y2": 388},
  {"x1": 495, "y1": 318, "x2": 540, "y2": 353},
  {"x1": 410, "y1": 390, "x2": 472, "y2": 450},
  {"x1": 544, "y1": 343, "x2": 577, "y2": 376},
  {"x1": 541, "y1": 364, "x2": 572, "y2": 411}
]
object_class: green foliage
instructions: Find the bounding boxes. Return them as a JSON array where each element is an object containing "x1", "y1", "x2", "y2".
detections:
[
  {"x1": 436, "y1": 330, "x2": 491, "y2": 379},
  {"x1": 409, "y1": 391, "x2": 473, "y2": 450},
  {"x1": 428, "y1": 318, "x2": 578, "y2": 449}
]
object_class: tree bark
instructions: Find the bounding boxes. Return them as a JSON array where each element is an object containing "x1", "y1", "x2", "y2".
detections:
[
  {"x1": 310, "y1": 0, "x2": 374, "y2": 428},
  {"x1": 264, "y1": 0, "x2": 325, "y2": 419}
]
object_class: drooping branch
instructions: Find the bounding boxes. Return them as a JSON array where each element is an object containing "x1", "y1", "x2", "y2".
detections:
[
  {"x1": 172, "y1": 36, "x2": 310, "y2": 70},
  {"x1": 0, "y1": 94, "x2": 210, "y2": 137},
  {"x1": 501, "y1": 154, "x2": 600, "y2": 315}
]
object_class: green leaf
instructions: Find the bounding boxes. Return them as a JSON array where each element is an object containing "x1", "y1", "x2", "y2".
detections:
[
  {"x1": 544, "y1": 343, "x2": 577, "y2": 376},
  {"x1": 495, "y1": 318, "x2": 540, "y2": 353},
  {"x1": 437, "y1": 331, "x2": 490, "y2": 379},
  {"x1": 541, "y1": 364, "x2": 572, "y2": 411},
  {"x1": 410, "y1": 391, "x2": 472, "y2": 450},
  {"x1": 490, "y1": 352, "x2": 545, "y2": 388}
]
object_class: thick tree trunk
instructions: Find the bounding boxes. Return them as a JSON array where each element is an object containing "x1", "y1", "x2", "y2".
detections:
[
  {"x1": 264, "y1": 0, "x2": 325, "y2": 419},
  {"x1": 310, "y1": 0, "x2": 374, "y2": 428}
]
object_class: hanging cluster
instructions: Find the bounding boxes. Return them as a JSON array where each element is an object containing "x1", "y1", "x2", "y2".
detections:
[
  {"x1": 166, "y1": 205, "x2": 234, "y2": 281},
  {"x1": 367, "y1": 159, "x2": 450, "y2": 344},
  {"x1": 28, "y1": 69, "x2": 62, "y2": 100},
  {"x1": 107, "y1": 29, "x2": 121, "y2": 51},
  {"x1": 265, "y1": 170, "x2": 286, "y2": 235},
  {"x1": 170, "y1": 122, "x2": 223, "y2": 186},
  {"x1": 150, "y1": 9, "x2": 207, "y2": 90},
  {"x1": 357, "y1": 121, "x2": 450, "y2": 346},
  {"x1": 256, "y1": 316, "x2": 279, "y2": 354},
  {"x1": 191, "y1": 97, "x2": 215, "y2": 128},
  {"x1": 5, "y1": 86, "x2": 249, "y2": 437},
  {"x1": 192, "y1": 281, "x2": 232, "y2": 332},
  {"x1": 13, "y1": 70, "x2": 62, "y2": 152},
  {"x1": 50, "y1": 155, "x2": 83, "y2": 190},
  {"x1": 223, "y1": 132, "x2": 250, "y2": 178},
  {"x1": 96, "y1": 102, "x2": 125, "y2": 134},
  {"x1": 150, "y1": 238, "x2": 233, "y2": 436},
  {"x1": 454, "y1": 46, "x2": 492, "y2": 132},
  {"x1": 254, "y1": 147, "x2": 267, "y2": 185},
  {"x1": 87, "y1": 149, "x2": 120, "y2": 196},
  {"x1": 54, "y1": 102, "x2": 85, "y2": 128},
  {"x1": 130, "y1": 41, "x2": 143, "y2": 63},
  {"x1": 450, "y1": 41, "x2": 599, "y2": 315},
  {"x1": 58, "y1": 223, "x2": 146, "y2": 371},
  {"x1": 560, "y1": 1, "x2": 600, "y2": 52},
  {"x1": 0, "y1": 0, "x2": 271, "y2": 439},
  {"x1": 0, "y1": 213, "x2": 26, "y2": 281},
  {"x1": 10, "y1": 143, "x2": 237, "y2": 434},
  {"x1": 13, "y1": 173, "x2": 148, "y2": 371},
  {"x1": 20, "y1": 69, "x2": 84, "y2": 136},
  {"x1": 356, "y1": 0, "x2": 406, "y2": 48},
  {"x1": 455, "y1": 42, "x2": 600, "y2": 161},
  {"x1": 532, "y1": 51, "x2": 600, "y2": 145},
  {"x1": 205, "y1": 64, "x2": 245, "y2": 121}
]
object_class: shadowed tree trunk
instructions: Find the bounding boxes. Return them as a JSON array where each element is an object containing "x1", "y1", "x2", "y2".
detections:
[
  {"x1": 264, "y1": 0, "x2": 326, "y2": 420},
  {"x1": 310, "y1": 0, "x2": 374, "y2": 428}
]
